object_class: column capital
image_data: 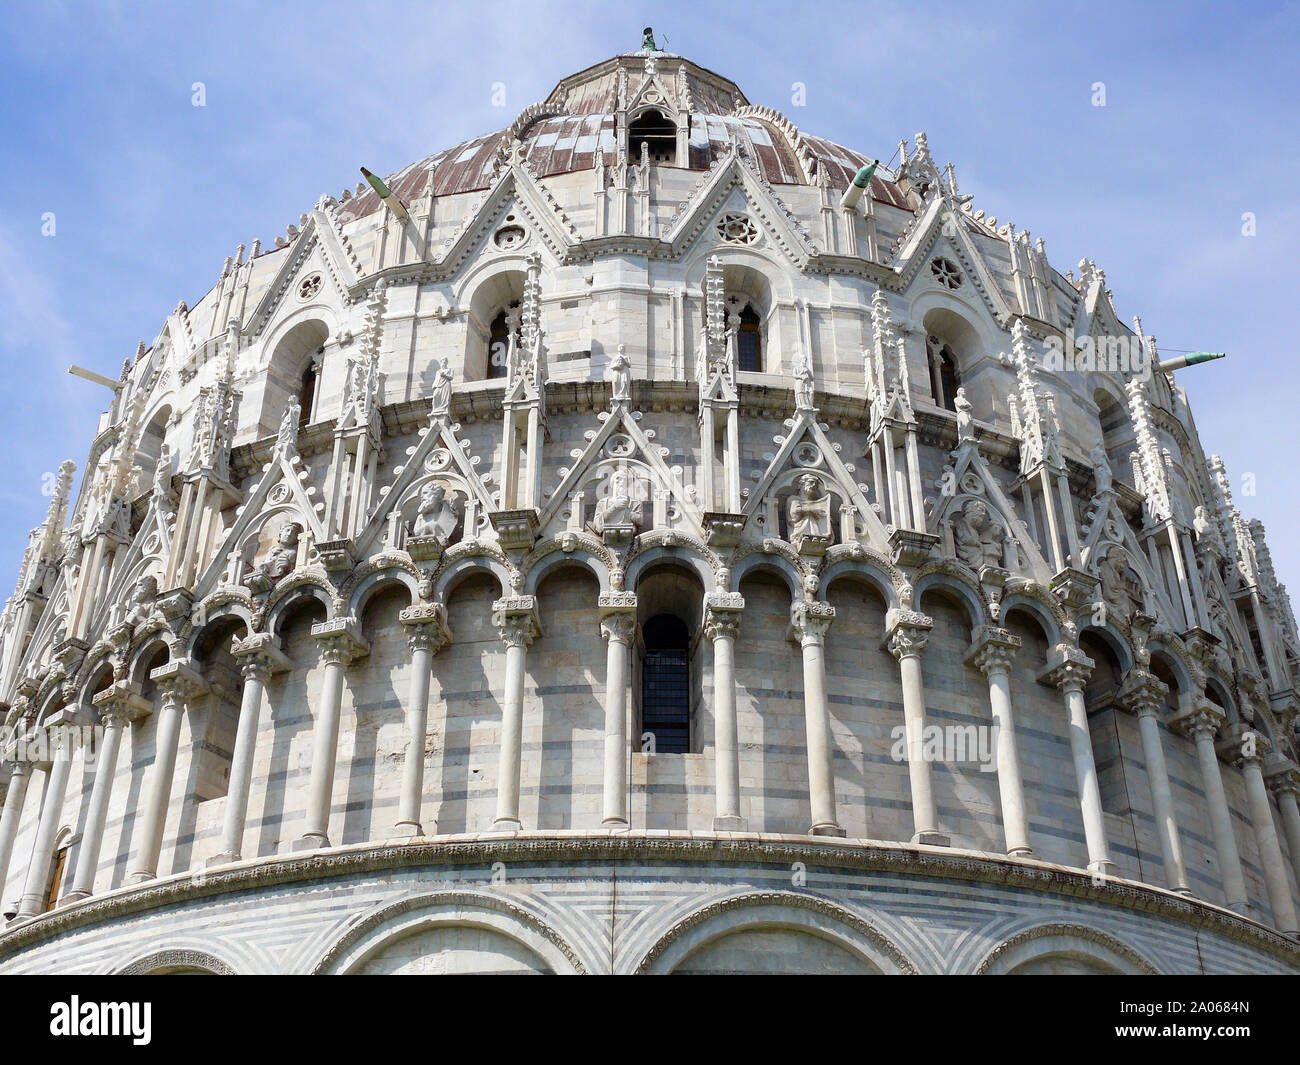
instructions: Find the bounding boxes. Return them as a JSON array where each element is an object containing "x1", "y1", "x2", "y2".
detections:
[
  {"x1": 91, "y1": 679, "x2": 152, "y2": 724},
  {"x1": 704, "y1": 592, "x2": 744, "y2": 642},
  {"x1": 399, "y1": 602, "x2": 451, "y2": 654},
  {"x1": 965, "y1": 625, "x2": 1021, "y2": 677},
  {"x1": 788, "y1": 600, "x2": 834, "y2": 646},
  {"x1": 884, "y1": 608, "x2": 934, "y2": 653},
  {"x1": 231, "y1": 631, "x2": 293, "y2": 679},
  {"x1": 492, "y1": 596, "x2": 541, "y2": 649},
  {"x1": 1168, "y1": 701, "x2": 1226, "y2": 741},
  {"x1": 1115, "y1": 668, "x2": 1169, "y2": 718},
  {"x1": 148, "y1": 658, "x2": 208, "y2": 704},
  {"x1": 600, "y1": 612, "x2": 637, "y2": 645},
  {"x1": 1218, "y1": 720, "x2": 1271, "y2": 769},
  {"x1": 1038, "y1": 645, "x2": 1095, "y2": 693},
  {"x1": 310, "y1": 617, "x2": 369, "y2": 665},
  {"x1": 1266, "y1": 760, "x2": 1300, "y2": 797}
]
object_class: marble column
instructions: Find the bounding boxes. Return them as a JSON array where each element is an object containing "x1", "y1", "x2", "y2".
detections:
[
  {"x1": 394, "y1": 603, "x2": 450, "y2": 838},
  {"x1": 1117, "y1": 672, "x2": 1191, "y2": 894},
  {"x1": 1238, "y1": 749, "x2": 1299, "y2": 935},
  {"x1": 491, "y1": 596, "x2": 540, "y2": 832},
  {"x1": 295, "y1": 618, "x2": 368, "y2": 850},
  {"x1": 1173, "y1": 706, "x2": 1247, "y2": 913},
  {"x1": 16, "y1": 732, "x2": 74, "y2": 918},
  {"x1": 1266, "y1": 764, "x2": 1300, "y2": 888},
  {"x1": 789, "y1": 600, "x2": 843, "y2": 836},
  {"x1": 966, "y1": 626, "x2": 1032, "y2": 857},
  {"x1": 128, "y1": 660, "x2": 207, "y2": 884},
  {"x1": 598, "y1": 593, "x2": 636, "y2": 828},
  {"x1": 705, "y1": 593, "x2": 745, "y2": 831},
  {"x1": 0, "y1": 759, "x2": 32, "y2": 899},
  {"x1": 66, "y1": 683, "x2": 149, "y2": 900},
  {"x1": 885, "y1": 609, "x2": 947, "y2": 846},
  {"x1": 210, "y1": 633, "x2": 290, "y2": 865},
  {"x1": 1040, "y1": 648, "x2": 1114, "y2": 876}
]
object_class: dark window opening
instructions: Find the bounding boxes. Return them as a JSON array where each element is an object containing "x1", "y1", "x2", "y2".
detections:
[
  {"x1": 44, "y1": 846, "x2": 69, "y2": 913},
  {"x1": 927, "y1": 336, "x2": 960, "y2": 412},
  {"x1": 737, "y1": 305, "x2": 762, "y2": 373},
  {"x1": 641, "y1": 614, "x2": 691, "y2": 753},
  {"x1": 298, "y1": 355, "x2": 320, "y2": 428},
  {"x1": 629, "y1": 109, "x2": 677, "y2": 165},
  {"x1": 487, "y1": 310, "x2": 511, "y2": 380}
]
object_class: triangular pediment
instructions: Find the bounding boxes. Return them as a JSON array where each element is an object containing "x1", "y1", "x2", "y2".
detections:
[
  {"x1": 742, "y1": 409, "x2": 891, "y2": 550},
  {"x1": 244, "y1": 211, "x2": 364, "y2": 340},
  {"x1": 892, "y1": 203, "x2": 1014, "y2": 325}
]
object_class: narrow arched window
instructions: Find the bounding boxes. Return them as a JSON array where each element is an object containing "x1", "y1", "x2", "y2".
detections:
[
  {"x1": 629, "y1": 108, "x2": 676, "y2": 165},
  {"x1": 737, "y1": 305, "x2": 762, "y2": 373},
  {"x1": 298, "y1": 355, "x2": 320, "y2": 428},
  {"x1": 43, "y1": 844, "x2": 69, "y2": 912},
  {"x1": 487, "y1": 310, "x2": 510, "y2": 380},
  {"x1": 641, "y1": 614, "x2": 690, "y2": 753}
]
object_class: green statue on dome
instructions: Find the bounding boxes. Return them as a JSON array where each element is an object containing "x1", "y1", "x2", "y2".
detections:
[{"x1": 642, "y1": 26, "x2": 657, "y2": 53}]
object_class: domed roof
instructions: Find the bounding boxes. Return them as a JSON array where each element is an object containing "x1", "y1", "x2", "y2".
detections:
[{"x1": 336, "y1": 51, "x2": 910, "y2": 226}]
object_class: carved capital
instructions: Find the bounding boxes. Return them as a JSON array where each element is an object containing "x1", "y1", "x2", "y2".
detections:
[
  {"x1": 492, "y1": 596, "x2": 541, "y2": 649},
  {"x1": 148, "y1": 658, "x2": 208, "y2": 706},
  {"x1": 965, "y1": 625, "x2": 1021, "y2": 678},
  {"x1": 1266, "y1": 761, "x2": 1300, "y2": 799},
  {"x1": 704, "y1": 592, "x2": 744, "y2": 643},
  {"x1": 600, "y1": 613, "x2": 637, "y2": 645},
  {"x1": 310, "y1": 617, "x2": 369, "y2": 666},
  {"x1": 788, "y1": 600, "x2": 835, "y2": 645},
  {"x1": 91, "y1": 679, "x2": 152, "y2": 724},
  {"x1": 399, "y1": 602, "x2": 451, "y2": 655},
  {"x1": 884, "y1": 609, "x2": 934, "y2": 660},
  {"x1": 231, "y1": 632, "x2": 293, "y2": 681},
  {"x1": 1040, "y1": 646, "x2": 1096, "y2": 694},
  {"x1": 1168, "y1": 701, "x2": 1226, "y2": 742},
  {"x1": 1115, "y1": 669, "x2": 1168, "y2": 718}
]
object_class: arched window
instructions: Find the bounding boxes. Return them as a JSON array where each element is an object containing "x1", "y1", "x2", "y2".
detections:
[
  {"x1": 43, "y1": 843, "x2": 69, "y2": 912},
  {"x1": 298, "y1": 351, "x2": 321, "y2": 428},
  {"x1": 487, "y1": 310, "x2": 511, "y2": 380},
  {"x1": 641, "y1": 614, "x2": 690, "y2": 753},
  {"x1": 737, "y1": 305, "x2": 762, "y2": 373},
  {"x1": 628, "y1": 108, "x2": 676, "y2": 165},
  {"x1": 927, "y1": 335, "x2": 960, "y2": 412}
]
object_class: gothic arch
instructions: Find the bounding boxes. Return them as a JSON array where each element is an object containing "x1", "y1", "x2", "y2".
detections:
[
  {"x1": 311, "y1": 891, "x2": 586, "y2": 975},
  {"x1": 635, "y1": 891, "x2": 917, "y2": 975}
]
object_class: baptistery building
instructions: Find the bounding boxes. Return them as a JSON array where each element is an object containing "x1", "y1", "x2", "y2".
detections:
[{"x1": 1, "y1": 42, "x2": 1299, "y2": 975}]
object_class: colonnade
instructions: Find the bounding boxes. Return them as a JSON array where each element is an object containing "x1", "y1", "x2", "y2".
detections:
[{"x1": 1, "y1": 583, "x2": 1299, "y2": 940}]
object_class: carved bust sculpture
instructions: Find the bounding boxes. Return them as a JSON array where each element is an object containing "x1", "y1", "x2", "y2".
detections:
[
  {"x1": 121, "y1": 574, "x2": 159, "y2": 630},
  {"x1": 954, "y1": 499, "x2": 1004, "y2": 570},
  {"x1": 256, "y1": 521, "x2": 301, "y2": 583},
  {"x1": 592, "y1": 467, "x2": 644, "y2": 536},
  {"x1": 1099, "y1": 545, "x2": 1143, "y2": 621},
  {"x1": 608, "y1": 345, "x2": 631, "y2": 404},
  {"x1": 787, "y1": 474, "x2": 832, "y2": 540},
  {"x1": 410, "y1": 481, "x2": 458, "y2": 544}
]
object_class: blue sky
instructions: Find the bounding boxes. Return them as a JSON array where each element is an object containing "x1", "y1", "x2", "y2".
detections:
[{"x1": 0, "y1": 0, "x2": 1297, "y2": 592}]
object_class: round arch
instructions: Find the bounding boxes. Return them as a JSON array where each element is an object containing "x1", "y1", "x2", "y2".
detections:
[
  {"x1": 915, "y1": 570, "x2": 988, "y2": 633},
  {"x1": 975, "y1": 922, "x2": 1161, "y2": 975},
  {"x1": 432, "y1": 555, "x2": 512, "y2": 604}
]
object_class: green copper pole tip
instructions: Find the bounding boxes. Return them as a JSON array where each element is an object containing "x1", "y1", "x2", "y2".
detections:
[
  {"x1": 1185, "y1": 351, "x2": 1226, "y2": 364},
  {"x1": 360, "y1": 166, "x2": 392, "y2": 200},
  {"x1": 852, "y1": 162, "x2": 878, "y2": 189}
]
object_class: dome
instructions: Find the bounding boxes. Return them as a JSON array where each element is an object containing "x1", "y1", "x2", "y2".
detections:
[{"x1": 0, "y1": 43, "x2": 1298, "y2": 977}]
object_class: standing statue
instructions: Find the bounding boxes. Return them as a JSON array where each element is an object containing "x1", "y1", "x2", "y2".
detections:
[
  {"x1": 953, "y1": 499, "x2": 1004, "y2": 570},
  {"x1": 1193, "y1": 504, "x2": 1225, "y2": 557},
  {"x1": 431, "y1": 359, "x2": 454, "y2": 418},
  {"x1": 793, "y1": 347, "x2": 815, "y2": 412},
  {"x1": 1090, "y1": 443, "x2": 1113, "y2": 496},
  {"x1": 256, "y1": 521, "x2": 302, "y2": 583},
  {"x1": 1099, "y1": 545, "x2": 1144, "y2": 622},
  {"x1": 641, "y1": 26, "x2": 657, "y2": 52},
  {"x1": 276, "y1": 398, "x2": 301, "y2": 455},
  {"x1": 954, "y1": 387, "x2": 976, "y2": 443},
  {"x1": 608, "y1": 345, "x2": 632, "y2": 404},
  {"x1": 787, "y1": 474, "x2": 832, "y2": 540},
  {"x1": 410, "y1": 481, "x2": 459, "y2": 544}
]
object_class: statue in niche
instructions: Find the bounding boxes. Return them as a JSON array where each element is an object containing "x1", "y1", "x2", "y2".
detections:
[
  {"x1": 1090, "y1": 443, "x2": 1113, "y2": 496},
  {"x1": 793, "y1": 347, "x2": 815, "y2": 412},
  {"x1": 409, "y1": 481, "x2": 459, "y2": 545},
  {"x1": 954, "y1": 387, "x2": 976, "y2": 443},
  {"x1": 608, "y1": 345, "x2": 631, "y2": 404},
  {"x1": 1194, "y1": 505, "x2": 1225, "y2": 557},
  {"x1": 953, "y1": 499, "x2": 1004, "y2": 571},
  {"x1": 592, "y1": 467, "x2": 644, "y2": 538},
  {"x1": 256, "y1": 521, "x2": 302, "y2": 583},
  {"x1": 431, "y1": 359, "x2": 454, "y2": 418},
  {"x1": 787, "y1": 474, "x2": 832, "y2": 540},
  {"x1": 276, "y1": 397, "x2": 301, "y2": 455},
  {"x1": 1099, "y1": 545, "x2": 1144, "y2": 622},
  {"x1": 121, "y1": 574, "x2": 159, "y2": 631}
]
